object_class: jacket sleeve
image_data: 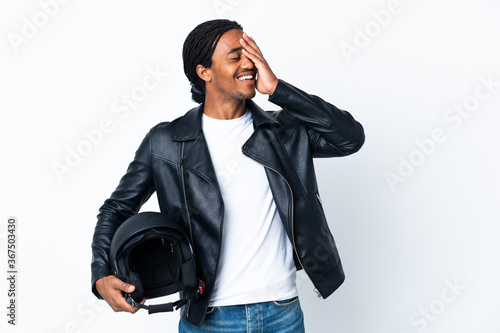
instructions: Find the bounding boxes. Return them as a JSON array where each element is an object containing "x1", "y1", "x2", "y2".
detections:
[
  {"x1": 268, "y1": 79, "x2": 365, "y2": 157},
  {"x1": 90, "y1": 131, "x2": 156, "y2": 298}
]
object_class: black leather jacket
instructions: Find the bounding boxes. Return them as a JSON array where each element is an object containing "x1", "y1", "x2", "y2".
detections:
[{"x1": 91, "y1": 79, "x2": 365, "y2": 326}]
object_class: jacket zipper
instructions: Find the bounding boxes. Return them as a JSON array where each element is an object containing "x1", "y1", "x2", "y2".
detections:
[
  {"x1": 181, "y1": 142, "x2": 195, "y2": 249},
  {"x1": 247, "y1": 156, "x2": 321, "y2": 298},
  {"x1": 180, "y1": 142, "x2": 195, "y2": 317},
  {"x1": 316, "y1": 192, "x2": 323, "y2": 204},
  {"x1": 313, "y1": 192, "x2": 324, "y2": 298}
]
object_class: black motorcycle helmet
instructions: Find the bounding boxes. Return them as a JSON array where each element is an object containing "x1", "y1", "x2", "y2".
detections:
[{"x1": 109, "y1": 212, "x2": 204, "y2": 314}]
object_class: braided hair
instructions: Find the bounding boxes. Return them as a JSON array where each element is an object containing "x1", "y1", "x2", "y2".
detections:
[{"x1": 183, "y1": 19, "x2": 243, "y2": 103}]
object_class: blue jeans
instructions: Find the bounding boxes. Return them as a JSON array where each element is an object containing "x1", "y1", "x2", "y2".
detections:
[{"x1": 178, "y1": 297, "x2": 305, "y2": 333}]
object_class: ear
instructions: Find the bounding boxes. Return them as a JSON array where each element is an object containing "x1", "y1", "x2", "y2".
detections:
[{"x1": 196, "y1": 64, "x2": 212, "y2": 83}]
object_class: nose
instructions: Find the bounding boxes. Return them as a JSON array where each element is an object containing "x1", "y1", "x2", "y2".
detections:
[{"x1": 240, "y1": 54, "x2": 254, "y2": 70}]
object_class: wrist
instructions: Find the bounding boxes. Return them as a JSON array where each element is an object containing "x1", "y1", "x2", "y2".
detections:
[{"x1": 268, "y1": 78, "x2": 279, "y2": 96}]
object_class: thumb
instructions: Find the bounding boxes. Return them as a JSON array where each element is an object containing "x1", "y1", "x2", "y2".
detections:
[{"x1": 119, "y1": 282, "x2": 135, "y2": 293}]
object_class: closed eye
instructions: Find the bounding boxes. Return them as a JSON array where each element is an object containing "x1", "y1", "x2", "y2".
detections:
[{"x1": 226, "y1": 47, "x2": 243, "y2": 61}]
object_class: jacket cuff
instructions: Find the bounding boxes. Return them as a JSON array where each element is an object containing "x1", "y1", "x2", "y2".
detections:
[
  {"x1": 91, "y1": 264, "x2": 111, "y2": 299},
  {"x1": 268, "y1": 79, "x2": 287, "y2": 105}
]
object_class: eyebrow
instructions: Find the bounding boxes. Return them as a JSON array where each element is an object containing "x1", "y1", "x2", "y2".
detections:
[{"x1": 226, "y1": 47, "x2": 242, "y2": 57}]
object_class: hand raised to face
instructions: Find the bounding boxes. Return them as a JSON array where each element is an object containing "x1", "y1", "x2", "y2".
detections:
[{"x1": 240, "y1": 32, "x2": 279, "y2": 96}]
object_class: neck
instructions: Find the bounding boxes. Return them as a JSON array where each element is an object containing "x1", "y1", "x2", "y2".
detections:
[{"x1": 203, "y1": 94, "x2": 246, "y2": 120}]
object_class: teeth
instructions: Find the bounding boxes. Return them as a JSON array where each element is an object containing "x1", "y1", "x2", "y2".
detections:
[{"x1": 238, "y1": 75, "x2": 253, "y2": 81}]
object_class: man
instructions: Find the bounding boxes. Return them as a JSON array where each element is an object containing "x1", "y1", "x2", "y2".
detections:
[{"x1": 91, "y1": 19, "x2": 365, "y2": 332}]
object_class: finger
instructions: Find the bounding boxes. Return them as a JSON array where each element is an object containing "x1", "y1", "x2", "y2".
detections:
[
  {"x1": 240, "y1": 41, "x2": 267, "y2": 67},
  {"x1": 118, "y1": 282, "x2": 135, "y2": 293},
  {"x1": 239, "y1": 37, "x2": 257, "y2": 56},
  {"x1": 115, "y1": 282, "x2": 138, "y2": 312},
  {"x1": 242, "y1": 32, "x2": 263, "y2": 55},
  {"x1": 96, "y1": 276, "x2": 140, "y2": 313},
  {"x1": 241, "y1": 47, "x2": 264, "y2": 65},
  {"x1": 104, "y1": 287, "x2": 137, "y2": 313},
  {"x1": 240, "y1": 37, "x2": 263, "y2": 61},
  {"x1": 107, "y1": 277, "x2": 138, "y2": 312},
  {"x1": 108, "y1": 276, "x2": 135, "y2": 293},
  {"x1": 116, "y1": 293, "x2": 135, "y2": 309}
]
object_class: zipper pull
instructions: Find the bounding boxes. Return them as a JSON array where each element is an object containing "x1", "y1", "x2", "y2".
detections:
[
  {"x1": 316, "y1": 193, "x2": 323, "y2": 204},
  {"x1": 314, "y1": 288, "x2": 323, "y2": 299}
]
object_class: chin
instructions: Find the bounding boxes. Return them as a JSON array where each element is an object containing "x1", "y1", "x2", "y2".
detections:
[
  {"x1": 229, "y1": 86, "x2": 256, "y2": 101},
  {"x1": 243, "y1": 89, "x2": 256, "y2": 100}
]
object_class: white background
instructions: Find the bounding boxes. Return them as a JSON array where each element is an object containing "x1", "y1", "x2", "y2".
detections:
[{"x1": 1, "y1": 0, "x2": 499, "y2": 332}]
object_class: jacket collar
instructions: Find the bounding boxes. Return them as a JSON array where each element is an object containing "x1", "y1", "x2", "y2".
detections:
[{"x1": 171, "y1": 99, "x2": 280, "y2": 141}]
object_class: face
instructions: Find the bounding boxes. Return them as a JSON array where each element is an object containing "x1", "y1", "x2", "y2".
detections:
[{"x1": 200, "y1": 29, "x2": 256, "y2": 102}]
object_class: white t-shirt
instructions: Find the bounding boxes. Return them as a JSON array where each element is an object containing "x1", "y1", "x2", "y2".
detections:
[{"x1": 202, "y1": 109, "x2": 297, "y2": 307}]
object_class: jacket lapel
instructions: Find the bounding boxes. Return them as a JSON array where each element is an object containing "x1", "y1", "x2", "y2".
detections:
[
  {"x1": 243, "y1": 101, "x2": 289, "y2": 177},
  {"x1": 171, "y1": 105, "x2": 220, "y2": 189},
  {"x1": 170, "y1": 100, "x2": 286, "y2": 188}
]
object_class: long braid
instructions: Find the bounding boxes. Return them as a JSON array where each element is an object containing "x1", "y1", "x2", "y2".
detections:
[{"x1": 183, "y1": 19, "x2": 243, "y2": 103}]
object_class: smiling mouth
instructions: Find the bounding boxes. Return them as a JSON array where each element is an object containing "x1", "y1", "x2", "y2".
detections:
[{"x1": 236, "y1": 73, "x2": 255, "y2": 82}]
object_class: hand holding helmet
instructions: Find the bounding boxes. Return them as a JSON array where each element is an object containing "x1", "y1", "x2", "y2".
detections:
[
  {"x1": 96, "y1": 275, "x2": 145, "y2": 313},
  {"x1": 103, "y1": 212, "x2": 204, "y2": 315}
]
